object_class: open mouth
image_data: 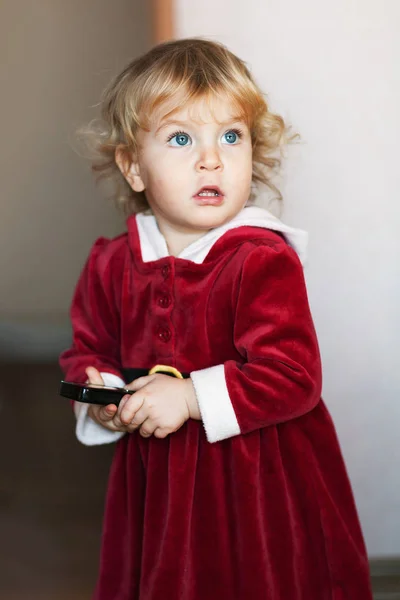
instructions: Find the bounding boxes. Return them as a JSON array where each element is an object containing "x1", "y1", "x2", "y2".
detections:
[{"x1": 194, "y1": 186, "x2": 224, "y2": 198}]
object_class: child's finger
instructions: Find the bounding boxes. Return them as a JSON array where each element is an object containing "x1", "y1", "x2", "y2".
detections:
[
  {"x1": 126, "y1": 405, "x2": 148, "y2": 431},
  {"x1": 139, "y1": 418, "x2": 157, "y2": 438},
  {"x1": 88, "y1": 403, "x2": 118, "y2": 428},
  {"x1": 85, "y1": 366, "x2": 104, "y2": 385},
  {"x1": 118, "y1": 394, "x2": 146, "y2": 426},
  {"x1": 125, "y1": 375, "x2": 155, "y2": 392},
  {"x1": 153, "y1": 427, "x2": 168, "y2": 439},
  {"x1": 97, "y1": 403, "x2": 118, "y2": 423},
  {"x1": 110, "y1": 394, "x2": 132, "y2": 428}
]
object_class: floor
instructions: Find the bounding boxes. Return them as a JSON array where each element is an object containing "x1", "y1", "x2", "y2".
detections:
[{"x1": 0, "y1": 362, "x2": 399, "y2": 599}]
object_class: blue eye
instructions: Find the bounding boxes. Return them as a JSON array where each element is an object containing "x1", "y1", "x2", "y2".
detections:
[
  {"x1": 168, "y1": 132, "x2": 191, "y2": 146},
  {"x1": 222, "y1": 130, "x2": 240, "y2": 144}
]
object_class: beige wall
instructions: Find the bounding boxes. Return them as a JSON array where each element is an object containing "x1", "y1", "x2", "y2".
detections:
[
  {"x1": 0, "y1": 0, "x2": 150, "y2": 323},
  {"x1": 176, "y1": 0, "x2": 400, "y2": 558}
]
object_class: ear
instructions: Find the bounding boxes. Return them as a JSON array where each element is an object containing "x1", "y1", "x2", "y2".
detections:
[{"x1": 115, "y1": 146, "x2": 145, "y2": 193}]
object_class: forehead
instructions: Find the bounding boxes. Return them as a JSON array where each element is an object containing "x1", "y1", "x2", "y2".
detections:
[{"x1": 150, "y1": 93, "x2": 246, "y2": 129}]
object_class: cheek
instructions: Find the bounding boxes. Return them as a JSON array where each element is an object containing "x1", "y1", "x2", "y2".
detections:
[
  {"x1": 231, "y1": 150, "x2": 253, "y2": 185},
  {"x1": 161, "y1": 154, "x2": 191, "y2": 183},
  {"x1": 142, "y1": 162, "x2": 189, "y2": 200}
]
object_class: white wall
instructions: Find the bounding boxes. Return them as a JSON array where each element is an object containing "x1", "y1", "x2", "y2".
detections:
[
  {"x1": 0, "y1": 0, "x2": 150, "y2": 358},
  {"x1": 176, "y1": 0, "x2": 400, "y2": 557}
]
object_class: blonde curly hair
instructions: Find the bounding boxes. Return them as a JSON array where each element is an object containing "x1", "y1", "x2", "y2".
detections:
[{"x1": 83, "y1": 38, "x2": 296, "y2": 214}]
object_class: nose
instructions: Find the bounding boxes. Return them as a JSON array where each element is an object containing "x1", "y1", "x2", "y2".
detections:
[{"x1": 195, "y1": 146, "x2": 223, "y2": 172}]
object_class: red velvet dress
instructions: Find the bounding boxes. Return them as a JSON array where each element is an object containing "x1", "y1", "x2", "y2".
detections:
[{"x1": 60, "y1": 214, "x2": 372, "y2": 600}]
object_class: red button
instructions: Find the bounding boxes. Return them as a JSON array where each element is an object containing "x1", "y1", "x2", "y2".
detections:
[
  {"x1": 161, "y1": 265, "x2": 170, "y2": 279},
  {"x1": 157, "y1": 327, "x2": 171, "y2": 342},
  {"x1": 158, "y1": 294, "x2": 171, "y2": 308}
]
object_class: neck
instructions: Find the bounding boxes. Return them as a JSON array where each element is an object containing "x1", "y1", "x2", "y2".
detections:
[{"x1": 157, "y1": 221, "x2": 209, "y2": 257}]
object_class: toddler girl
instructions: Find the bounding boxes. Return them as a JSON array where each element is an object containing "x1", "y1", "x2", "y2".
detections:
[{"x1": 60, "y1": 38, "x2": 373, "y2": 599}]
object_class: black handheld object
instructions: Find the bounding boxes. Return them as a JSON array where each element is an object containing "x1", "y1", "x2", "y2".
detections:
[{"x1": 59, "y1": 380, "x2": 133, "y2": 406}]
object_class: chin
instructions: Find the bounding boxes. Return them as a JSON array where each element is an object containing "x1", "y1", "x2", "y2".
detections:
[{"x1": 208, "y1": 209, "x2": 240, "y2": 226}]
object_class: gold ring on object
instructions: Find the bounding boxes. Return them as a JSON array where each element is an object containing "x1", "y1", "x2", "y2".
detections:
[{"x1": 148, "y1": 364, "x2": 184, "y2": 379}]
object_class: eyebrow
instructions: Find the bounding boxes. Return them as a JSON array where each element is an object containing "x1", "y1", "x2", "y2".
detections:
[{"x1": 155, "y1": 117, "x2": 246, "y2": 134}]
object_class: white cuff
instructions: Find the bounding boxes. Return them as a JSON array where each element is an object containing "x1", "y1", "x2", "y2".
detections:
[
  {"x1": 74, "y1": 372, "x2": 126, "y2": 446},
  {"x1": 190, "y1": 364, "x2": 240, "y2": 443}
]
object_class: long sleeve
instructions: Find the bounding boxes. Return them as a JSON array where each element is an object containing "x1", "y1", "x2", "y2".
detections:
[
  {"x1": 191, "y1": 241, "x2": 322, "y2": 442},
  {"x1": 60, "y1": 237, "x2": 124, "y2": 383},
  {"x1": 60, "y1": 238, "x2": 127, "y2": 445},
  {"x1": 74, "y1": 372, "x2": 126, "y2": 446}
]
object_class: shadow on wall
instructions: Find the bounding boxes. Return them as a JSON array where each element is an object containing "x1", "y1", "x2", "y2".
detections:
[{"x1": 0, "y1": 320, "x2": 72, "y2": 362}]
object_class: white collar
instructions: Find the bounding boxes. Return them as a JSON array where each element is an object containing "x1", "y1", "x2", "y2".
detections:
[{"x1": 136, "y1": 206, "x2": 308, "y2": 265}]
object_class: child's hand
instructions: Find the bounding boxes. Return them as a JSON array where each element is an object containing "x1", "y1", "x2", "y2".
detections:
[
  {"x1": 115, "y1": 374, "x2": 201, "y2": 438},
  {"x1": 85, "y1": 366, "x2": 124, "y2": 432}
]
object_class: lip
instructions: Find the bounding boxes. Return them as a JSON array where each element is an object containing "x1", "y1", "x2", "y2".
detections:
[{"x1": 193, "y1": 185, "x2": 224, "y2": 206}]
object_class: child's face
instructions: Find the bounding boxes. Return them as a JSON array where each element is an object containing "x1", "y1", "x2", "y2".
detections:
[{"x1": 122, "y1": 94, "x2": 253, "y2": 237}]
